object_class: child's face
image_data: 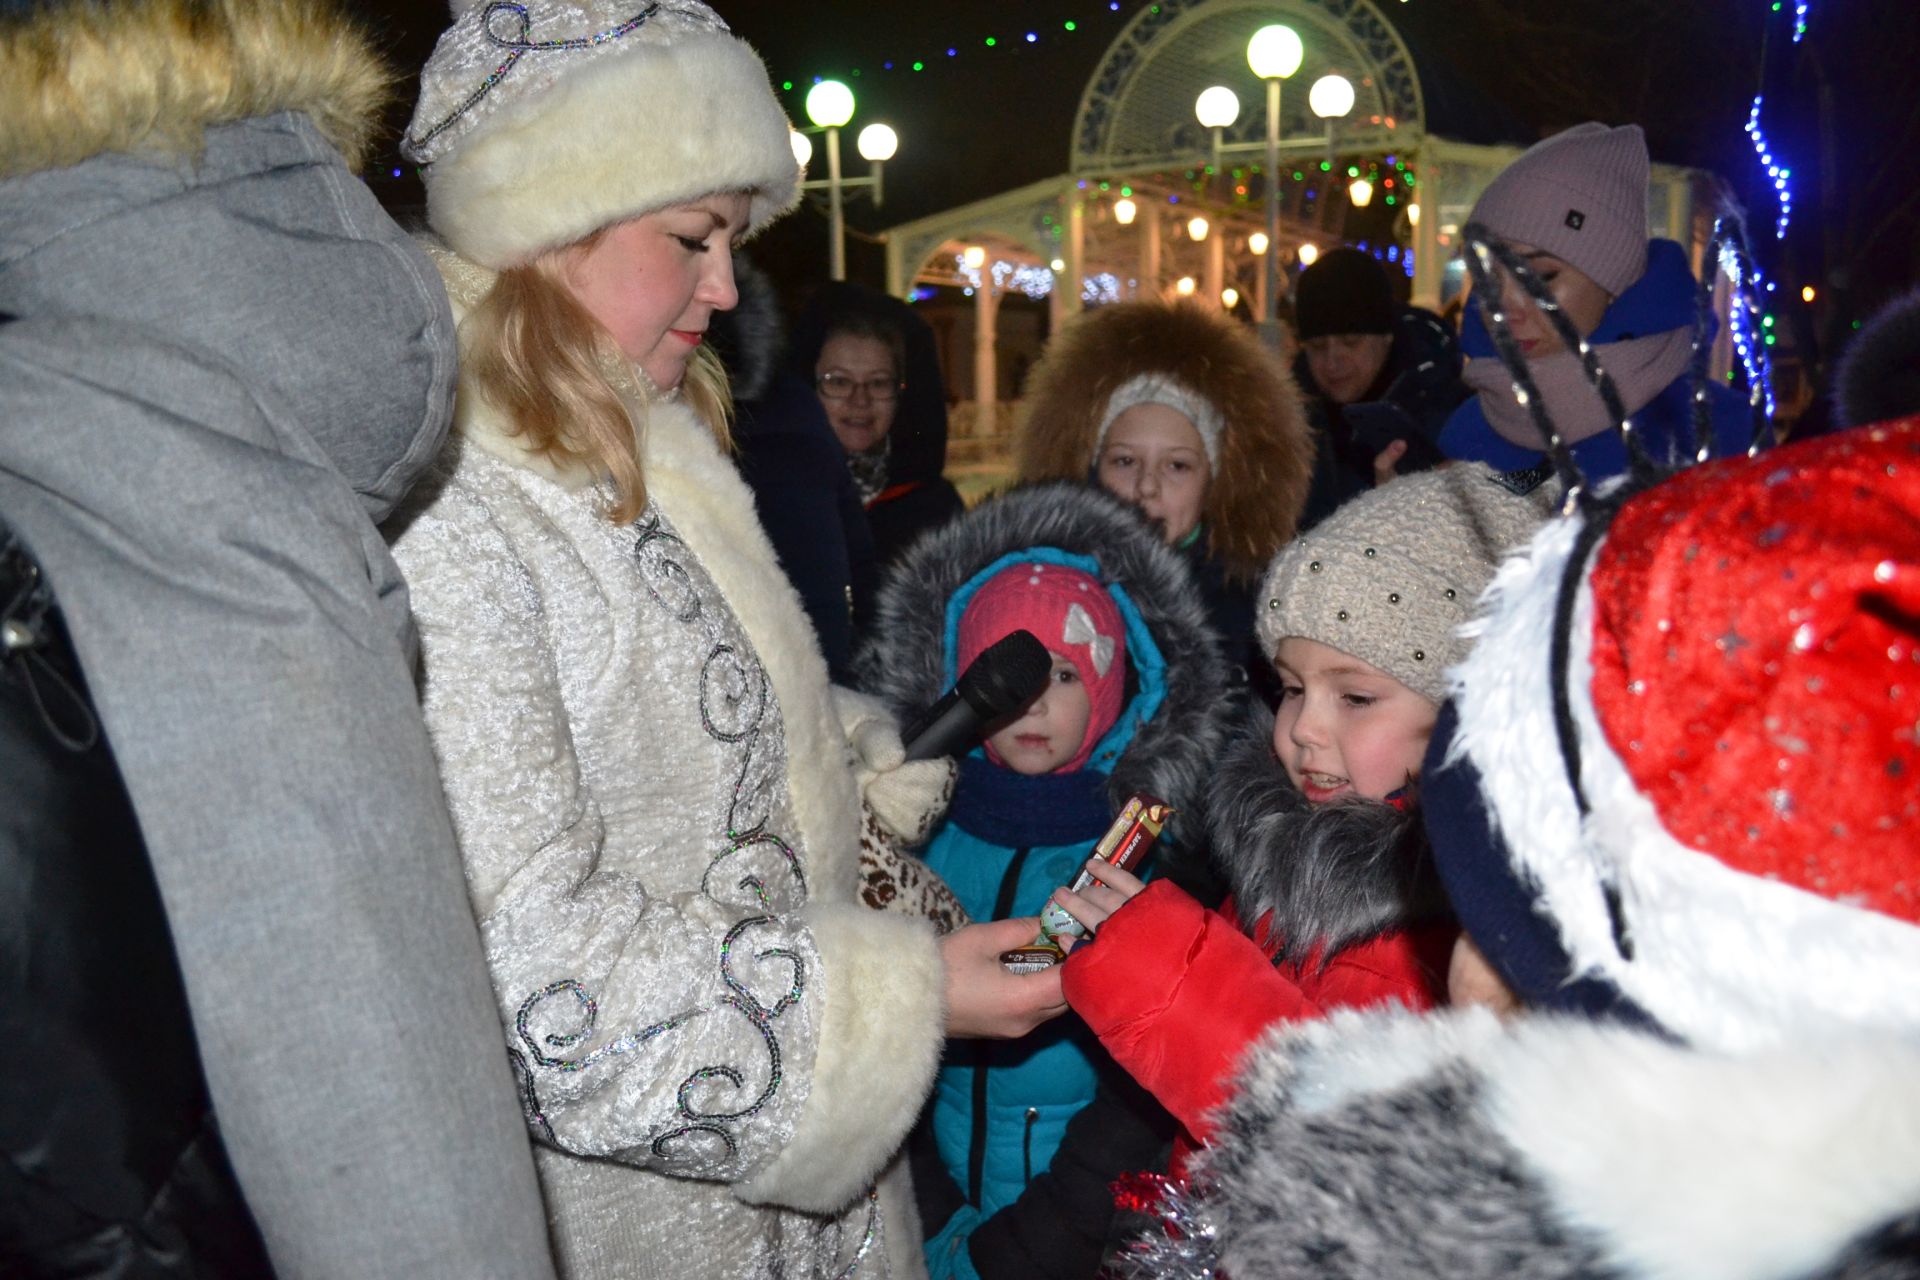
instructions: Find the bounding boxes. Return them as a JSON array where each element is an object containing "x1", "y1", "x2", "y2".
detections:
[
  {"x1": 986, "y1": 653, "x2": 1093, "y2": 776},
  {"x1": 1096, "y1": 403, "x2": 1212, "y2": 545},
  {"x1": 1270, "y1": 638, "x2": 1437, "y2": 803}
]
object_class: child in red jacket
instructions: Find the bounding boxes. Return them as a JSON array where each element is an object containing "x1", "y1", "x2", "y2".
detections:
[{"x1": 1054, "y1": 463, "x2": 1551, "y2": 1170}]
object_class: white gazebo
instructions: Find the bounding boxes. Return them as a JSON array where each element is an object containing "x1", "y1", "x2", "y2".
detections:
[{"x1": 885, "y1": 0, "x2": 1726, "y2": 413}]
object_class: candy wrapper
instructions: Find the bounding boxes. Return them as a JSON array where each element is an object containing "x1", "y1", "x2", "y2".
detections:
[{"x1": 1000, "y1": 795, "x2": 1172, "y2": 972}]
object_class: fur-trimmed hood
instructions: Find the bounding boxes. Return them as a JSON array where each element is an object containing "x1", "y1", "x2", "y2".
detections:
[
  {"x1": 853, "y1": 481, "x2": 1231, "y2": 856},
  {"x1": 1013, "y1": 301, "x2": 1314, "y2": 582},
  {"x1": 1117, "y1": 1005, "x2": 1920, "y2": 1280},
  {"x1": 789, "y1": 282, "x2": 954, "y2": 488},
  {"x1": 1210, "y1": 703, "x2": 1448, "y2": 963},
  {"x1": 0, "y1": 0, "x2": 389, "y2": 180},
  {"x1": 0, "y1": 3, "x2": 454, "y2": 524}
]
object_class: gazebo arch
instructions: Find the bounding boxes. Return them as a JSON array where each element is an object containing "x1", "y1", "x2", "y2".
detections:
[
  {"x1": 883, "y1": 0, "x2": 1726, "y2": 443},
  {"x1": 1072, "y1": 0, "x2": 1423, "y2": 178}
]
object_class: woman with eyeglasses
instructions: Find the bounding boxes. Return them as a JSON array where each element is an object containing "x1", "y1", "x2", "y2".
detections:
[{"x1": 798, "y1": 285, "x2": 966, "y2": 576}]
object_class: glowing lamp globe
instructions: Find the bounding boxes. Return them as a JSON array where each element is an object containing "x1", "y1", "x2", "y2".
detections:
[
  {"x1": 1348, "y1": 177, "x2": 1374, "y2": 207},
  {"x1": 1309, "y1": 74, "x2": 1355, "y2": 120},
  {"x1": 1297, "y1": 242, "x2": 1319, "y2": 266},
  {"x1": 857, "y1": 123, "x2": 898, "y2": 162},
  {"x1": 1248, "y1": 231, "x2": 1269, "y2": 255},
  {"x1": 1246, "y1": 25, "x2": 1304, "y2": 80},
  {"x1": 1050, "y1": 258, "x2": 1067, "y2": 272},
  {"x1": 1187, "y1": 216, "x2": 1210, "y2": 242},
  {"x1": 804, "y1": 80, "x2": 855, "y2": 129},
  {"x1": 789, "y1": 131, "x2": 812, "y2": 168},
  {"x1": 1175, "y1": 276, "x2": 1197, "y2": 296},
  {"x1": 1114, "y1": 197, "x2": 1138, "y2": 226},
  {"x1": 1406, "y1": 201, "x2": 1421, "y2": 227},
  {"x1": 962, "y1": 245, "x2": 987, "y2": 269},
  {"x1": 1195, "y1": 85, "x2": 1241, "y2": 129},
  {"x1": 1221, "y1": 287, "x2": 1240, "y2": 309}
]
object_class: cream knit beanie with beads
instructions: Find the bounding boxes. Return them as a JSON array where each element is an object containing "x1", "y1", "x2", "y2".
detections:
[{"x1": 1257, "y1": 465, "x2": 1555, "y2": 703}]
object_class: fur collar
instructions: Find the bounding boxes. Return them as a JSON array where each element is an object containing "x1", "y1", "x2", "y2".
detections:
[
  {"x1": 1210, "y1": 704, "x2": 1448, "y2": 962},
  {"x1": 1174, "y1": 1007, "x2": 1920, "y2": 1280},
  {"x1": 854, "y1": 480, "x2": 1231, "y2": 857},
  {"x1": 1, "y1": 0, "x2": 389, "y2": 180}
]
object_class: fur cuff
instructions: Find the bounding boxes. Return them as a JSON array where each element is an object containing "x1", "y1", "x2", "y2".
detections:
[{"x1": 736, "y1": 902, "x2": 943, "y2": 1214}]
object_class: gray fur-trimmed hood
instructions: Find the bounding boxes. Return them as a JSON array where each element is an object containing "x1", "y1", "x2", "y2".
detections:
[
  {"x1": 1112, "y1": 1006, "x2": 1920, "y2": 1280},
  {"x1": 1210, "y1": 702, "x2": 1448, "y2": 963},
  {"x1": 853, "y1": 481, "x2": 1231, "y2": 855}
]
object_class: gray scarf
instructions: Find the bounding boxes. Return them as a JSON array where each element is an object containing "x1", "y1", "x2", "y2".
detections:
[{"x1": 1462, "y1": 326, "x2": 1696, "y2": 449}]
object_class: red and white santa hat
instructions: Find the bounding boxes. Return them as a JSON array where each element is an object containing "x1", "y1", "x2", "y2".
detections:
[{"x1": 1450, "y1": 419, "x2": 1920, "y2": 1050}]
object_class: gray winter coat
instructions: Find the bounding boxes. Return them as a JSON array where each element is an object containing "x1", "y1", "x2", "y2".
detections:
[{"x1": 0, "y1": 107, "x2": 555, "y2": 1279}]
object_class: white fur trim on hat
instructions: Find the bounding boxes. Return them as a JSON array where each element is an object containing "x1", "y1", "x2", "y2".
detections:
[
  {"x1": 1097, "y1": 373, "x2": 1224, "y2": 469},
  {"x1": 408, "y1": 2, "x2": 800, "y2": 269},
  {"x1": 1450, "y1": 504, "x2": 1920, "y2": 1053}
]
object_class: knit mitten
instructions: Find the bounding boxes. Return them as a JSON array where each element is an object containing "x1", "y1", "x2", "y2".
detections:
[{"x1": 832, "y1": 686, "x2": 957, "y2": 846}]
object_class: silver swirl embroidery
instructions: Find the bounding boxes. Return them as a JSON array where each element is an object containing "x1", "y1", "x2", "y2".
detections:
[
  {"x1": 633, "y1": 515, "x2": 703, "y2": 622},
  {"x1": 704, "y1": 832, "x2": 808, "y2": 913},
  {"x1": 407, "y1": 2, "x2": 663, "y2": 155},
  {"x1": 823, "y1": 1188, "x2": 882, "y2": 1279}
]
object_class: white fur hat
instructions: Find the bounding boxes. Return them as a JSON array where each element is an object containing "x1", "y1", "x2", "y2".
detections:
[
  {"x1": 404, "y1": 0, "x2": 801, "y2": 269},
  {"x1": 1097, "y1": 373, "x2": 1225, "y2": 469}
]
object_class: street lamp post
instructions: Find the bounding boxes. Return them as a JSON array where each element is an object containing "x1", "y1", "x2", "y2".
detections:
[
  {"x1": 1247, "y1": 25, "x2": 1304, "y2": 326},
  {"x1": 801, "y1": 80, "x2": 898, "y2": 282}
]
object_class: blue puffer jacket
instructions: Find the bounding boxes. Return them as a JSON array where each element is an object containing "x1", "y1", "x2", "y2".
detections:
[
  {"x1": 855, "y1": 483, "x2": 1231, "y2": 1280},
  {"x1": 1440, "y1": 239, "x2": 1762, "y2": 478}
]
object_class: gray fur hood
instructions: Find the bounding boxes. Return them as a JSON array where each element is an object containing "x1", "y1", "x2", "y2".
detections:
[
  {"x1": 1114, "y1": 1005, "x2": 1920, "y2": 1280},
  {"x1": 1210, "y1": 701, "x2": 1448, "y2": 962},
  {"x1": 854, "y1": 481, "x2": 1231, "y2": 855}
]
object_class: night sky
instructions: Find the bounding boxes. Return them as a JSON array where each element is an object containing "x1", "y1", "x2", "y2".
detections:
[{"x1": 354, "y1": 0, "x2": 1920, "y2": 374}]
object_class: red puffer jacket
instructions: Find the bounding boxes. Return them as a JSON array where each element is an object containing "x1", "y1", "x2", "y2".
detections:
[{"x1": 1062, "y1": 879, "x2": 1454, "y2": 1173}]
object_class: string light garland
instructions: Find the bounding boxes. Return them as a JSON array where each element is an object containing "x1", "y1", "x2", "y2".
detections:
[
  {"x1": 773, "y1": 2, "x2": 1129, "y2": 93},
  {"x1": 1793, "y1": 0, "x2": 1809, "y2": 42},
  {"x1": 1716, "y1": 235, "x2": 1778, "y2": 420},
  {"x1": 1744, "y1": 94, "x2": 1792, "y2": 239}
]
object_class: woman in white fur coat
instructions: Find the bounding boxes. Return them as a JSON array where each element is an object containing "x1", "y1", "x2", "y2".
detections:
[{"x1": 388, "y1": 4, "x2": 1063, "y2": 1276}]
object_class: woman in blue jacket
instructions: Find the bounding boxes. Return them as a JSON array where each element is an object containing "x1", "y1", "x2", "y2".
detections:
[{"x1": 1438, "y1": 123, "x2": 1759, "y2": 478}]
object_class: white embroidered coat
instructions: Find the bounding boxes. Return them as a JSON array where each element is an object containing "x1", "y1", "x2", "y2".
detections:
[{"x1": 386, "y1": 250, "x2": 942, "y2": 1279}]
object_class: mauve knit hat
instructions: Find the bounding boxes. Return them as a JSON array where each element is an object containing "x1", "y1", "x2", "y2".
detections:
[
  {"x1": 404, "y1": 1, "x2": 800, "y2": 270},
  {"x1": 1293, "y1": 247, "x2": 1396, "y2": 342},
  {"x1": 1257, "y1": 464, "x2": 1553, "y2": 703},
  {"x1": 1469, "y1": 122, "x2": 1651, "y2": 298}
]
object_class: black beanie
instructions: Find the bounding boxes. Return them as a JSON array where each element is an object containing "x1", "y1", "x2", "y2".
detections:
[{"x1": 1293, "y1": 247, "x2": 1395, "y2": 341}]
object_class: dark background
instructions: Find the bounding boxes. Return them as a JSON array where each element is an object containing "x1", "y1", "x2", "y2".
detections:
[{"x1": 351, "y1": 0, "x2": 1920, "y2": 390}]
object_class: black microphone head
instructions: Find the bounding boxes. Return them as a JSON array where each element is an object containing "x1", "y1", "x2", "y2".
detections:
[{"x1": 956, "y1": 629, "x2": 1053, "y2": 719}]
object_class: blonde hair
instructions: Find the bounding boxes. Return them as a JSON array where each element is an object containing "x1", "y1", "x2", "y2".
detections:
[{"x1": 460, "y1": 242, "x2": 734, "y2": 525}]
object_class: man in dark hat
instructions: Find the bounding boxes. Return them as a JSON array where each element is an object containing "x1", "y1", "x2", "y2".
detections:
[{"x1": 1292, "y1": 247, "x2": 1467, "y2": 528}]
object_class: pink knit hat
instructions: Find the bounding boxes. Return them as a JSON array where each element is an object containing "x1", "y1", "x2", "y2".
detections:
[
  {"x1": 958, "y1": 561, "x2": 1127, "y2": 772},
  {"x1": 1468, "y1": 122, "x2": 1650, "y2": 298}
]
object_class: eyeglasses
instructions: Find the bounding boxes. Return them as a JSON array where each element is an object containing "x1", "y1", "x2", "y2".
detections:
[{"x1": 816, "y1": 372, "x2": 903, "y2": 403}]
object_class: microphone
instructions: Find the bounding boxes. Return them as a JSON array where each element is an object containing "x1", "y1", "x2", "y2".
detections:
[{"x1": 901, "y1": 629, "x2": 1052, "y2": 762}]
